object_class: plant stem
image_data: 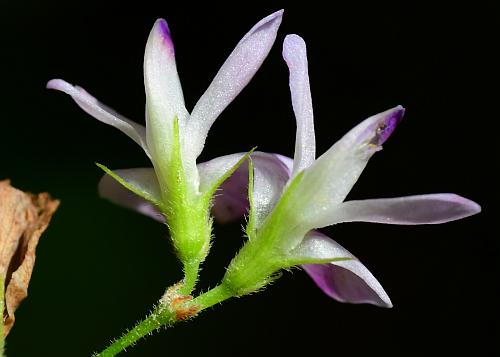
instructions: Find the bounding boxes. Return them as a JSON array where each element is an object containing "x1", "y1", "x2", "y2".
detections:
[
  {"x1": 180, "y1": 260, "x2": 200, "y2": 295},
  {"x1": 93, "y1": 284, "x2": 233, "y2": 357},
  {"x1": 94, "y1": 306, "x2": 174, "y2": 357},
  {"x1": 191, "y1": 284, "x2": 233, "y2": 310}
]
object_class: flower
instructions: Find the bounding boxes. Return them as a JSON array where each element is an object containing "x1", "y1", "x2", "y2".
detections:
[
  {"x1": 216, "y1": 34, "x2": 481, "y2": 306},
  {"x1": 47, "y1": 11, "x2": 283, "y2": 271},
  {"x1": 68, "y1": 27, "x2": 480, "y2": 307}
]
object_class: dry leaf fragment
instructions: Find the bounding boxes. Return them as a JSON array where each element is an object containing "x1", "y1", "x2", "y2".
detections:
[{"x1": 0, "y1": 180, "x2": 59, "y2": 336}]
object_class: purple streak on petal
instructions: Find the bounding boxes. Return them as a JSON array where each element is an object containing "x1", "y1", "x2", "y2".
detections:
[
  {"x1": 369, "y1": 105, "x2": 405, "y2": 146},
  {"x1": 295, "y1": 106, "x2": 407, "y2": 217},
  {"x1": 144, "y1": 18, "x2": 187, "y2": 168},
  {"x1": 157, "y1": 18, "x2": 175, "y2": 55},
  {"x1": 302, "y1": 261, "x2": 392, "y2": 308},
  {"x1": 159, "y1": 19, "x2": 171, "y2": 37}
]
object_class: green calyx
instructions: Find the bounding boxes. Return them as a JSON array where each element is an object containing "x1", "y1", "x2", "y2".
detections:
[
  {"x1": 222, "y1": 171, "x2": 308, "y2": 296},
  {"x1": 156, "y1": 119, "x2": 255, "y2": 270},
  {"x1": 97, "y1": 117, "x2": 255, "y2": 294},
  {"x1": 222, "y1": 167, "x2": 353, "y2": 297}
]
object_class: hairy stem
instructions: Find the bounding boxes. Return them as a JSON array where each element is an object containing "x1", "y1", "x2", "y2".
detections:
[
  {"x1": 180, "y1": 260, "x2": 200, "y2": 295},
  {"x1": 94, "y1": 284, "x2": 233, "y2": 357},
  {"x1": 93, "y1": 306, "x2": 173, "y2": 357}
]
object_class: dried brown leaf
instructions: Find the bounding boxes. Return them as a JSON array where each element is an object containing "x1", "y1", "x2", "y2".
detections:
[{"x1": 0, "y1": 180, "x2": 59, "y2": 336}]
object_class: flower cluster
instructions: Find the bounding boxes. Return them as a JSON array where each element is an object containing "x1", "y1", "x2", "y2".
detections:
[{"x1": 48, "y1": 10, "x2": 480, "y2": 308}]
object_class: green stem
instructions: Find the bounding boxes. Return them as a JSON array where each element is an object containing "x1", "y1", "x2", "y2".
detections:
[
  {"x1": 94, "y1": 284, "x2": 233, "y2": 357},
  {"x1": 191, "y1": 284, "x2": 233, "y2": 310},
  {"x1": 180, "y1": 260, "x2": 200, "y2": 295},
  {"x1": 94, "y1": 306, "x2": 173, "y2": 357}
]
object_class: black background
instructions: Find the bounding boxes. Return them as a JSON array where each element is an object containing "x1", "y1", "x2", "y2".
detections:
[{"x1": 1, "y1": 1, "x2": 497, "y2": 356}]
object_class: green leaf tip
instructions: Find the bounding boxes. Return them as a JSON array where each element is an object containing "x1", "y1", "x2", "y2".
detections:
[{"x1": 95, "y1": 162, "x2": 161, "y2": 207}]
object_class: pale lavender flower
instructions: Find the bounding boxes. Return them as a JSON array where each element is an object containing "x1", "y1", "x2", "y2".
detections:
[
  {"x1": 216, "y1": 35, "x2": 481, "y2": 307},
  {"x1": 85, "y1": 32, "x2": 480, "y2": 307},
  {"x1": 47, "y1": 11, "x2": 283, "y2": 209}
]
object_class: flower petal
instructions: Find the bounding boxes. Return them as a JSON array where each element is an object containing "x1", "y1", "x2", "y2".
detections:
[
  {"x1": 186, "y1": 10, "x2": 284, "y2": 162},
  {"x1": 96, "y1": 153, "x2": 282, "y2": 223},
  {"x1": 198, "y1": 151, "x2": 259, "y2": 203},
  {"x1": 285, "y1": 230, "x2": 352, "y2": 265},
  {"x1": 46, "y1": 79, "x2": 150, "y2": 157},
  {"x1": 301, "y1": 232, "x2": 392, "y2": 307},
  {"x1": 97, "y1": 153, "x2": 294, "y2": 226},
  {"x1": 283, "y1": 34, "x2": 315, "y2": 175},
  {"x1": 96, "y1": 160, "x2": 249, "y2": 223},
  {"x1": 198, "y1": 153, "x2": 247, "y2": 194},
  {"x1": 211, "y1": 152, "x2": 292, "y2": 225},
  {"x1": 98, "y1": 168, "x2": 165, "y2": 222},
  {"x1": 99, "y1": 164, "x2": 242, "y2": 222},
  {"x1": 210, "y1": 160, "x2": 250, "y2": 224},
  {"x1": 252, "y1": 153, "x2": 293, "y2": 227},
  {"x1": 144, "y1": 19, "x2": 189, "y2": 163},
  {"x1": 309, "y1": 193, "x2": 481, "y2": 228},
  {"x1": 289, "y1": 106, "x2": 405, "y2": 229}
]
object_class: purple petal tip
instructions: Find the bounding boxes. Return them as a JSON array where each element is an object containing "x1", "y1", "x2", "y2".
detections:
[
  {"x1": 370, "y1": 105, "x2": 405, "y2": 146},
  {"x1": 155, "y1": 19, "x2": 174, "y2": 54},
  {"x1": 158, "y1": 19, "x2": 171, "y2": 37}
]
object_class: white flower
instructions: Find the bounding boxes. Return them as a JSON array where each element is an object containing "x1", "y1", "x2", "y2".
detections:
[
  {"x1": 216, "y1": 35, "x2": 481, "y2": 306},
  {"x1": 47, "y1": 11, "x2": 283, "y2": 277}
]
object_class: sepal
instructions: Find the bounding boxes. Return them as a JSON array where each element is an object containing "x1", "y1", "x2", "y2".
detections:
[{"x1": 96, "y1": 163, "x2": 162, "y2": 207}]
